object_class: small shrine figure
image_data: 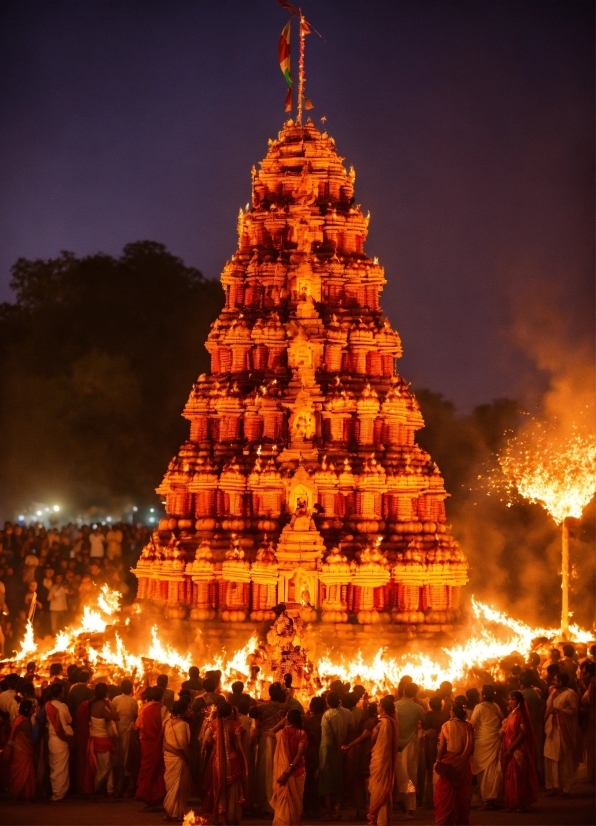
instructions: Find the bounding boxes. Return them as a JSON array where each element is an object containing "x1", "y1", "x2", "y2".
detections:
[{"x1": 290, "y1": 497, "x2": 316, "y2": 532}]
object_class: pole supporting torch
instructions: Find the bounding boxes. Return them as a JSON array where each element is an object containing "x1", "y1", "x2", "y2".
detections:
[{"x1": 561, "y1": 517, "x2": 569, "y2": 638}]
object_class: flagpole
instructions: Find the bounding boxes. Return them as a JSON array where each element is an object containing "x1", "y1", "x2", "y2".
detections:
[{"x1": 297, "y1": 10, "x2": 306, "y2": 124}]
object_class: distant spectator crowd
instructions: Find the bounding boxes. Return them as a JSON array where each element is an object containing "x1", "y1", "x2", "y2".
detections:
[{"x1": 0, "y1": 521, "x2": 148, "y2": 656}]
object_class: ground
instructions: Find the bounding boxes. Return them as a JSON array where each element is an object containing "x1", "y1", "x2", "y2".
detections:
[{"x1": 1, "y1": 781, "x2": 594, "y2": 826}]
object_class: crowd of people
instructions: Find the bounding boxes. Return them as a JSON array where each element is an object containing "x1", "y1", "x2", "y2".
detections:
[
  {"x1": 0, "y1": 643, "x2": 594, "y2": 824},
  {"x1": 0, "y1": 521, "x2": 146, "y2": 655}
]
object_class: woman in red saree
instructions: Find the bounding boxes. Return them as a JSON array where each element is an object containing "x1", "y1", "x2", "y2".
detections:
[
  {"x1": 270, "y1": 709, "x2": 308, "y2": 826},
  {"x1": 134, "y1": 686, "x2": 166, "y2": 810},
  {"x1": 7, "y1": 699, "x2": 36, "y2": 801},
  {"x1": 367, "y1": 696, "x2": 399, "y2": 826},
  {"x1": 202, "y1": 702, "x2": 248, "y2": 825},
  {"x1": 434, "y1": 701, "x2": 474, "y2": 826},
  {"x1": 500, "y1": 690, "x2": 539, "y2": 812}
]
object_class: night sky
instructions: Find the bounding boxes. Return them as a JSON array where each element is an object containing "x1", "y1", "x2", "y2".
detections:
[{"x1": 1, "y1": 0, "x2": 593, "y2": 411}]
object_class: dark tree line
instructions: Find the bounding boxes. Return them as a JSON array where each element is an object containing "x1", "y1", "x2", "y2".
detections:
[{"x1": 0, "y1": 241, "x2": 223, "y2": 515}]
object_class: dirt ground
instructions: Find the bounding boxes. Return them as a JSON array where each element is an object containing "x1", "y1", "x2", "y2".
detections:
[{"x1": 1, "y1": 780, "x2": 594, "y2": 826}]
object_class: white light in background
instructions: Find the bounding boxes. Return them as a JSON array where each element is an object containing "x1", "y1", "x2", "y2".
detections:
[
  {"x1": 149, "y1": 517, "x2": 155, "y2": 523},
  {"x1": 132, "y1": 506, "x2": 138, "y2": 512},
  {"x1": 53, "y1": 505, "x2": 60, "y2": 512},
  {"x1": 36, "y1": 511, "x2": 42, "y2": 516},
  {"x1": 150, "y1": 508, "x2": 155, "y2": 513}
]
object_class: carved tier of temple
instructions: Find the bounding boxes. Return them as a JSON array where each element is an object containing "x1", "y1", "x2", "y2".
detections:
[{"x1": 131, "y1": 119, "x2": 468, "y2": 631}]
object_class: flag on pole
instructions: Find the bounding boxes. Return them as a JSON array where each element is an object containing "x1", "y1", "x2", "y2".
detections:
[{"x1": 278, "y1": 20, "x2": 292, "y2": 87}]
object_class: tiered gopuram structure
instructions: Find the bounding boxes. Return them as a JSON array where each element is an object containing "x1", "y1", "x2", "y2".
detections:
[{"x1": 132, "y1": 118, "x2": 468, "y2": 637}]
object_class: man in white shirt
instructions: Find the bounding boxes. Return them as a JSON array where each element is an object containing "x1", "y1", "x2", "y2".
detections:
[
  {"x1": 48, "y1": 574, "x2": 70, "y2": 634},
  {"x1": 45, "y1": 683, "x2": 74, "y2": 801},
  {"x1": 106, "y1": 526, "x2": 123, "y2": 561},
  {"x1": 22, "y1": 550, "x2": 40, "y2": 584},
  {"x1": 89, "y1": 528, "x2": 105, "y2": 559},
  {"x1": 0, "y1": 673, "x2": 19, "y2": 723}
]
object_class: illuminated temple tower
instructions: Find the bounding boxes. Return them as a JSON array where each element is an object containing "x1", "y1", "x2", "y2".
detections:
[{"x1": 132, "y1": 118, "x2": 468, "y2": 635}]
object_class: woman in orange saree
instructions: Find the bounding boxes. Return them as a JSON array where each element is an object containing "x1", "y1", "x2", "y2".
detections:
[
  {"x1": 7, "y1": 700, "x2": 36, "y2": 801},
  {"x1": 367, "y1": 696, "x2": 399, "y2": 826},
  {"x1": 500, "y1": 690, "x2": 539, "y2": 812},
  {"x1": 434, "y1": 701, "x2": 474, "y2": 826},
  {"x1": 270, "y1": 709, "x2": 308, "y2": 826},
  {"x1": 202, "y1": 702, "x2": 248, "y2": 825}
]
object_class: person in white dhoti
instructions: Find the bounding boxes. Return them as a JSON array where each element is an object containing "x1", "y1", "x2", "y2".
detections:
[
  {"x1": 163, "y1": 701, "x2": 192, "y2": 821},
  {"x1": 396, "y1": 683, "x2": 426, "y2": 819},
  {"x1": 44, "y1": 683, "x2": 73, "y2": 801},
  {"x1": 87, "y1": 683, "x2": 119, "y2": 795},
  {"x1": 470, "y1": 685, "x2": 503, "y2": 809},
  {"x1": 544, "y1": 673, "x2": 582, "y2": 797},
  {"x1": 112, "y1": 679, "x2": 138, "y2": 793}
]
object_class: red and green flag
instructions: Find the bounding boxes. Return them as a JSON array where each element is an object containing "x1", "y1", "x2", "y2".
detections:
[
  {"x1": 278, "y1": 20, "x2": 293, "y2": 112},
  {"x1": 278, "y1": 20, "x2": 292, "y2": 87}
]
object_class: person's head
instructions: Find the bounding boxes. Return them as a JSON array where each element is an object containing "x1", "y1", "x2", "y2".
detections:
[
  {"x1": 465, "y1": 688, "x2": 480, "y2": 707},
  {"x1": 207, "y1": 670, "x2": 222, "y2": 689},
  {"x1": 217, "y1": 702, "x2": 232, "y2": 718},
  {"x1": 546, "y1": 663, "x2": 560, "y2": 679},
  {"x1": 403, "y1": 683, "x2": 418, "y2": 700},
  {"x1": 341, "y1": 692, "x2": 357, "y2": 710},
  {"x1": 202, "y1": 678, "x2": 216, "y2": 694},
  {"x1": 54, "y1": 573, "x2": 63, "y2": 585},
  {"x1": 78, "y1": 669, "x2": 91, "y2": 685},
  {"x1": 49, "y1": 663, "x2": 63, "y2": 679},
  {"x1": 309, "y1": 696, "x2": 326, "y2": 715},
  {"x1": 576, "y1": 643, "x2": 588, "y2": 659},
  {"x1": 454, "y1": 694, "x2": 466, "y2": 705},
  {"x1": 481, "y1": 685, "x2": 496, "y2": 703},
  {"x1": 237, "y1": 695, "x2": 251, "y2": 715},
  {"x1": 19, "y1": 699, "x2": 34, "y2": 717},
  {"x1": 590, "y1": 644, "x2": 596, "y2": 659},
  {"x1": 287, "y1": 708, "x2": 303, "y2": 728},
  {"x1": 562, "y1": 644, "x2": 575, "y2": 658},
  {"x1": 94, "y1": 682, "x2": 108, "y2": 701},
  {"x1": 188, "y1": 666, "x2": 200, "y2": 680},
  {"x1": 326, "y1": 691, "x2": 340, "y2": 709},
  {"x1": 156, "y1": 674, "x2": 168, "y2": 689},
  {"x1": 27, "y1": 581, "x2": 37, "y2": 593},
  {"x1": 50, "y1": 683, "x2": 63, "y2": 700},
  {"x1": 26, "y1": 662, "x2": 36, "y2": 674},
  {"x1": 507, "y1": 690, "x2": 524, "y2": 712},
  {"x1": 329, "y1": 679, "x2": 346, "y2": 696},
  {"x1": 550, "y1": 648, "x2": 561, "y2": 662},
  {"x1": 510, "y1": 665, "x2": 521, "y2": 677},
  {"x1": 527, "y1": 652, "x2": 540, "y2": 668},
  {"x1": 171, "y1": 700, "x2": 187, "y2": 717},
  {"x1": 439, "y1": 681, "x2": 453, "y2": 697},
  {"x1": 429, "y1": 696, "x2": 443, "y2": 712},
  {"x1": 66, "y1": 664, "x2": 78, "y2": 682},
  {"x1": 269, "y1": 682, "x2": 285, "y2": 703},
  {"x1": 6, "y1": 673, "x2": 19, "y2": 690},
  {"x1": 353, "y1": 684, "x2": 366, "y2": 700},
  {"x1": 380, "y1": 695, "x2": 395, "y2": 716},
  {"x1": 450, "y1": 701, "x2": 466, "y2": 721},
  {"x1": 21, "y1": 682, "x2": 36, "y2": 698},
  {"x1": 151, "y1": 686, "x2": 165, "y2": 702},
  {"x1": 581, "y1": 660, "x2": 595, "y2": 677},
  {"x1": 519, "y1": 670, "x2": 534, "y2": 688},
  {"x1": 121, "y1": 679, "x2": 133, "y2": 695},
  {"x1": 367, "y1": 701, "x2": 378, "y2": 719},
  {"x1": 248, "y1": 705, "x2": 261, "y2": 721},
  {"x1": 231, "y1": 681, "x2": 244, "y2": 695},
  {"x1": 44, "y1": 566, "x2": 54, "y2": 578},
  {"x1": 554, "y1": 672, "x2": 570, "y2": 690}
]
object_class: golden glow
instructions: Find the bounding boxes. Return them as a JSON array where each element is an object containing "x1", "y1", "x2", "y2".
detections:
[{"x1": 499, "y1": 424, "x2": 596, "y2": 525}]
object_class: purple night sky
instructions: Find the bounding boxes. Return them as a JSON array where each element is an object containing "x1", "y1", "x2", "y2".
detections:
[{"x1": 0, "y1": 0, "x2": 593, "y2": 411}]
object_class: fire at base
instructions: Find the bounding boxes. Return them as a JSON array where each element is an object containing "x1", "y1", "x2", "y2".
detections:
[{"x1": 3, "y1": 585, "x2": 592, "y2": 703}]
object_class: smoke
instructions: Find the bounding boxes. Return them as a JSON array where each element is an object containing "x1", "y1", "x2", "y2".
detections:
[{"x1": 436, "y1": 267, "x2": 595, "y2": 629}]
